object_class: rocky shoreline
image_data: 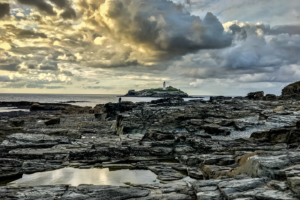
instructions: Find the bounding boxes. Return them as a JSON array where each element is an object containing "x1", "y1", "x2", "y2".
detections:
[{"x1": 0, "y1": 83, "x2": 300, "y2": 199}]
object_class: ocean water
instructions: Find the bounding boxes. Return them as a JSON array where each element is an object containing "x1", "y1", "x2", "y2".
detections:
[{"x1": 0, "y1": 93, "x2": 206, "y2": 108}]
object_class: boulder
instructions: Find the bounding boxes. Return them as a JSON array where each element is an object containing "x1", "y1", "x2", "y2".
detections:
[
  {"x1": 44, "y1": 117, "x2": 60, "y2": 126},
  {"x1": 30, "y1": 103, "x2": 45, "y2": 111},
  {"x1": 127, "y1": 90, "x2": 136, "y2": 95},
  {"x1": 247, "y1": 91, "x2": 264, "y2": 100},
  {"x1": 264, "y1": 94, "x2": 277, "y2": 101},
  {"x1": 282, "y1": 81, "x2": 300, "y2": 96}
]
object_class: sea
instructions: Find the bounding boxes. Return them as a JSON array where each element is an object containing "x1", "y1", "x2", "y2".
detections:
[{"x1": 0, "y1": 93, "x2": 207, "y2": 112}]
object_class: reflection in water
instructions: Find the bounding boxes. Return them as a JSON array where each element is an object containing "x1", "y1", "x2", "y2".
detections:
[{"x1": 9, "y1": 168, "x2": 159, "y2": 187}]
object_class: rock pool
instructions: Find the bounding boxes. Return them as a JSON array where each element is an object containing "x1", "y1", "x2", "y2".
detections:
[{"x1": 8, "y1": 168, "x2": 159, "y2": 187}]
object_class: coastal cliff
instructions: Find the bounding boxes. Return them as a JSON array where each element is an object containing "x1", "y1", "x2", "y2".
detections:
[{"x1": 125, "y1": 86, "x2": 188, "y2": 97}]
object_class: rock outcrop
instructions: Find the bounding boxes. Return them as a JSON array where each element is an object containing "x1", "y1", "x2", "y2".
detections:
[
  {"x1": 281, "y1": 81, "x2": 300, "y2": 100},
  {"x1": 125, "y1": 86, "x2": 189, "y2": 97},
  {"x1": 1, "y1": 94, "x2": 300, "y2": 199}
]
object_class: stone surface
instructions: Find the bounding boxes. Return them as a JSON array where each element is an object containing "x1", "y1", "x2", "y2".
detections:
[{"x1": 44, "y1": 117, "x2": 60, "y2": 126}]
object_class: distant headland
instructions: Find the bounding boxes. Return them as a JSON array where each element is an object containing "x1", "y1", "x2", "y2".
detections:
[{"x1": 123, "y1": 82, "x2": 189, "y2": 97}]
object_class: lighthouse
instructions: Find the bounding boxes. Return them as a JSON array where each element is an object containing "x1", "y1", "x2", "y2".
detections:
[{"x1": 163, "y1": 81, "x2": 166, "y2": 90}]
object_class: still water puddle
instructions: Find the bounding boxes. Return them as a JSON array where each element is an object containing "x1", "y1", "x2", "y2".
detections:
[{"x1": 9, "y1": 168, "x2": 159, "y2": 187}]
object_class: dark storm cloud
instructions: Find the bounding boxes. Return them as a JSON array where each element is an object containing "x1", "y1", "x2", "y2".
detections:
[
  {"x1": 0, "y1": 3, "x2": 10, "y2": 19},
  {"x1": 0, "y1": 75, "x2": 16, "y2": 82},
  {"x1": 173, "y1": 21, "x2": 300, "y2": 83},
  {"x1": 61, "y1": 8, "x2": 76, "y2": 19},
  {"x1": 4, "y1": 25, "x2": 47, "y2": 40},
  {"x1": 49, "y1": 0, "x2": 69, "y2": 8},
  {"x1": 0, "y1": 63, "x2": 20, "y2": 71},
  {"x1": 46, "y1": 86, "x2": 66, "y2": 89},
  {"x1": 39, "y1": 63, "x2": 58, "y2": 71},
  {"x1": 17, "y1": 29, "x2": 47, "y2": 39},
  {"x1": 77, "y1": 0, "x2": 233, "y2": 64},
  {"x1": 229, "y1": 24, "x2": 247, "y2": 40},
  {"x1": 62, "y1": 70, "x2": 73, "y2": 76},
  {"x1": 49, "y1": 0, "x2": 77, "y2": 19},
  {"x1": 269, "y1": 25, "x2": 300, "y2": 36},
  {"x1": 84, "y1": 86, "x2": 114, "y2": 90},
  {"x1": 17, "y1": 0, "x2": 56, "y2": 15},
  {"x1": 26, "y1": 83, "x2": 44, "y2": 89},
  {"x1": 3, "y1": 83, "x2": 25, "y2": 88}
]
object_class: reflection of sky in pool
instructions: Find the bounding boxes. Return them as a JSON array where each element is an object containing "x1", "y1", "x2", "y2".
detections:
[
  {"x1": 0, "y1": 107, "x2": 29, "y2": 113},
  {"x1": 9, "y1": 168, "x2": 159, "y2": 187}
]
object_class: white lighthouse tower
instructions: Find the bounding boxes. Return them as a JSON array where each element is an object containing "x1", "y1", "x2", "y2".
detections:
[{"x1": 163, "y1": 81, "x2": 166, "y2": 90}]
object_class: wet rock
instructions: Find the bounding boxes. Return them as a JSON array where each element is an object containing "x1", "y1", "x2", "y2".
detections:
[
  {"x1": 62, "y1": 185, "x2": 150, "y2": 200},
  {"x1": 1, "y1": 133, "x2": 70, "y2": 150},
  {"x1": 0, "y1": 158, "x2": 23, "y2": 178},
  {"x1": 251, "y1": 127, "x2": 300, "y2": 144},
  {"x1": 0, "y1": 185, "x2": 68, "y2": 199},
  {"x1": 187, "y1": 168, "x2": 203, "y2": 179},
  {"x1": 9, "y1": 118, "x2": 25, "y2": 127},
  {"x1": 30, "y1": 103, "x2": 45, "y2": 111},
  {"x1": 44, "y1": 117, "x2": 60, "y2": 126},
  {"x1": 233, "y1": 121, "x2": 246, "y2": 131},
  {"x1": 218, "y1": 178, "x2": 265, "y2": 199},
  {"x1": 201, "y1": 124, "x2": 231, "y2": 136},
  {"x1": 201, "y1": 165, "x2": 232, "y2": 179},
  {"x1": 284, "y1": 165, "x2": 300, "y2": 196},
  {"x1": 196, "y1": 191, "x2": 222, "y2": 200},
  {"x1": 267, "y1": 180, "x2": 288, "y2": 191},
  {"x1": 174, "y1": 146, "x2": 195, "y2": 155},
  {"x1": 148, "y1": 166, "x2": 184, "y2": 181},
  {"x1": 255, "y1": 190, "x2": 297, "y2": 200},
  {"x1": 142, "y1": 130, "x2": 175, "y2": 141}
]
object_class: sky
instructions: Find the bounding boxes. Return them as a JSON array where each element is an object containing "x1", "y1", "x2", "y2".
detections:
[{"x1": 0, "y1": 0, "x2": 300, "y2": 95}]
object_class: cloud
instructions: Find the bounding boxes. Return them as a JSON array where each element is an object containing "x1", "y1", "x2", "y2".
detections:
[
  {"x1": 46, "y1": 86, "x2": 66, "y2": 89},
  {"x1": 17, "y1": 29, "x2": 47, "y2": 39},
  {"x1": 62, "y1": 70, "x2": 73, "y2": 76},
  {"x1": 170, "y1": 21, "x2": 300, "y2": 85},
  {"x1": 84, "y1": 86, "x2": 114, "y2": 90},
  {"x1": 0, "y1": 75, "x2": 16, "y2": 82},
  {"x1": 39, "y1": 63, "x2": 58, "y2": 71},
  {"x1": 49, "y1": 0, "x2": 76, "y2": 19},
  {"x1": 26, "y1": 83, "x2": 44, "y2": 89},
  {"x1": 0, "y1": 3, "x2": 10, "y2": 19},
  {"x1": 17, "y1": 0, "x2": 56, "y2": 16},
  {"x1": 76, "y1": 0, "x2": 232, "y2": 65},
  {"x1": 0, "y1": 63, "x2": 21, "y2": 71},
  {"x1": 3, "y1": 82, "x2": 26, "y2": 88}
]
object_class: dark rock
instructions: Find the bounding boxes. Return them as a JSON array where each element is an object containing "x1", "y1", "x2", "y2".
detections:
[
  {"x1": 9, "y1": 119, "x2": 25, "y2": 127},
  {"x1": 142, "y1": 130, "x2": 175, "y2": 141},
  {"x1": 127, "y1": 90, "x2": 136, "y2": 95},
  {"x1": 30, "y1": 103, "x2": 45, "y2": 111},
  {"x1": 44, "y1": 117, "x2": 60, "y2": 126},
  {"x1": 201, "y1": 124, "x2": 231, "y2": 136},
  {"x1": 282, "y1": 81, "x2": 300, "y2": 96},
  {"x1": 1, "y1": 133, "x2": 70, "y2": 150},
  {"x1": 247, "y1": 91, "x2": 264, "y2": 100},
  {"x1": 264, "y1": 94, "x2": 278, "y2": 101},
  {"x1": 148, "y1": 166, "x2": 184, "y2": 181},
  {"x1": 210, "y1": 96, "x2": 232, "y2": 102}
]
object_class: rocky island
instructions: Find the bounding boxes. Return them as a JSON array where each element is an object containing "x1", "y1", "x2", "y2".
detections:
[
  {"x1": 125, "y1": 82, "x2": 189, "y2": 97},
  {"x1": 0, "y1": 81, "x2": 300, "y2": 199}
]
